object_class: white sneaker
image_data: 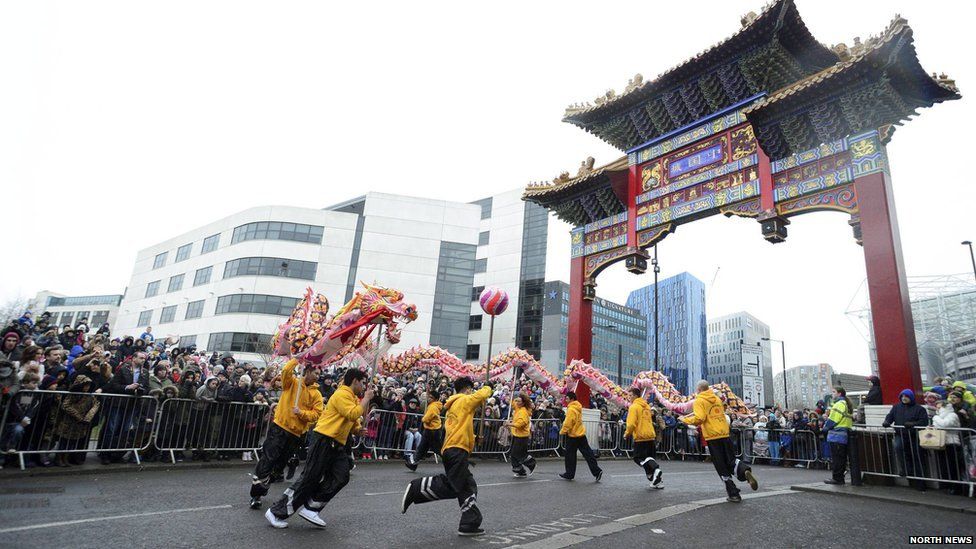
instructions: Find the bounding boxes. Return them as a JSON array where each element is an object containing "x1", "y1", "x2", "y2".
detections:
[
  {"x1": 651, "y1": 468, "x2": 663, "y2": 487},
  {"x1": 298, "y1": 506, "x2": 327, "y2": 528},
  {"x1": 265, "y1": 509, "x2": 288, "y2": 529}
]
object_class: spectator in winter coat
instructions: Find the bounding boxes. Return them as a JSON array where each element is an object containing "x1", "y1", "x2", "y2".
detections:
[
  {"x1": 1, "y1": 332, "x2": 22, "y2": 363},
  {"x1": 864, "y1": 376, "x2": 883, "y2": 405},
  {"x1": 882, "y1": 389, "x2": 930, "y2": 490}
]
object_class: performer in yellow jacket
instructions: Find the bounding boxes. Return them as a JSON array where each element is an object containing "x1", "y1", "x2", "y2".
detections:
[
  {"x1": 266, "y1": 368, "x2": 373, "y2": 529},
  {"x1": 505, "y1": 393, "x2": 536, "y2": 477},
  {"x1": 405, "y1": 389, "x2": 446, "y2": 471},
  {"x1": 680, "y1": 380, "x2": 758, "y2": 502},
  {"x1": 401, "y1": 377, "x2": 493, "y2": 537},
  {"x1": 558, "y1": 391, "x2": 603, "y2": 482},
  {"x1": 624, "y1": 387, "x2": 663, "y2": 488},
  {"x1": 249, "y1": 359, "x2": 323, "y2": 509}
]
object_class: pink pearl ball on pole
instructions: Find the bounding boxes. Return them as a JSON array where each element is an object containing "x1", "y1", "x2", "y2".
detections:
[{"x1": 479, "y1": 286, "x2": 509, "y2": 316}]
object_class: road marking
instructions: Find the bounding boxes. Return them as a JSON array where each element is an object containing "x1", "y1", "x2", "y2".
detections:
[
  {"x1": 0, "y1": 504, "x2": 233, "y2": 534},
  {"x1": 511, "y1": 489, "x2": 799, "y2": 548},
  {"x1": 365, "y1": 479, "x2": 552, "y2": 496},
  {"x1": 611, "y1": 471, "x2": 712, "y2": 478}
]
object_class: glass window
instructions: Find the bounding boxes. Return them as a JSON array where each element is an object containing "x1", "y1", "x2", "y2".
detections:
[
  {"x1": 159, "y1": 305, "x2": 177, "y2": 324},
  {"x1": 478, "y1": 231, "x2": 490, "y2": 246},
  {"x1": 91, "y1": 310, "x2": 110, "y2": 327},
  {"x1": 231, "y1": 221, "x2": 324, "y2": 244},
  {"x1": 469, "y1": 314, "x2": 483, "y2": 330},
  {"x1": 167, "y1": 274, "x2": 184, "y2": 293},
  {"x1": 215, "y1": 294, "x2": 299, "y2": 316},
  {"x1": 471, "y1": 197, "x2": 492, "y2": 220},
  {"x1": 201, "y1": 233, "x2": 220, "y2": 254},
  {"x1": 222, "y1": 257, "x2": 317, "y2": 281},
  {"x1": 465, "y1": 344, "x2": 480, "y2": 360},
  {"x1": 59, "y1": 312, "x2": 74, "y2": 328},
  {"x1": 137, "y1": 310, "x2": 153, "y2": 327},
  {"x1": 178, "y1": 335, "x2": 197, "y2": 348},
  {"x1": 175, "y1": 243, "x2": 192, "y2": 262},
  {"x1": 207, "y1": 332, "x2": 272, "y2": 353},
  {"x1": 185, "y1": 300, "x2": 205, "y2": 319},
  {"x1": 474, "y1": 258, "x2": 487, "y2": 273},
  {"x1": 145, "y1": 280, "x2": 160, "y2": 298},
  {"x1": 193, "y1": 266, "x2": 212, "y2": 286},
  {"x1": 471, "y1": 286, "x2": 485, "y2": 301},
  {"x1": 152, "y1": 252, "x2": 168, "y2": 269}
]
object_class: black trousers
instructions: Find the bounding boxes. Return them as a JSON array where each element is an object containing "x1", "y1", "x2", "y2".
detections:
[
  {"x1": 510, "y1": 436, "x2": 535, "y2": 474},
  {"x1": 563, "y1": 436, "x2": 601, "y2": 479},
  {"x1": 632, "y1": 440, "x2": 660, "y2": 478},
  {"x1": 415, "y1": 428, "x2": 443, "y2": 460},
  {"x1": 270, "y1": 431, "x2": 351, "y2": 518},
  {"x1": 251, "y1": 423, "x2": 302, "y2": 497},
  {"x1": 708, "y1": 437, "x2": 749, "y2": 496},
  {"x1": 830, "y1": 431, "x2": 862, "y2": 484},
  {"x1": 407, "y1": 447, "x2": 481, "y2": 529}
]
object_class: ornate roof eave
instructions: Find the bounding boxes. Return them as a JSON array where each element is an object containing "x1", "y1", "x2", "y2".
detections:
[
  {"x1": 523, "y1": 155, "x2": 629, "y2": 226},
  {"x1": 561, "y1": 0, "x2": 837, "y2": 129},
  {"x1": 744, "y1": 16, "x2": 961, "y2": 158}
]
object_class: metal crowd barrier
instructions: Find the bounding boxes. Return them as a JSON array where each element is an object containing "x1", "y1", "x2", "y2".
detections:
[
  {"x1": 742, "y1": 428, "x2": 819, "y2": 466},
  {"x1": 153, "y1": 398, "x2": 272, "y2": 463},
  {"x1": 527, "y1": 418, "x2": 562, "y2": 456},
  {"x1": 0, "y1": 389, "x2": 158, "y2": 470},
  {"x1": 853, "y1": 424, "x2": 976, "y2": 495}
]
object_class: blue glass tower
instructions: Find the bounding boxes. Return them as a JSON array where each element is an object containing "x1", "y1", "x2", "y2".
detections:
[{"x1": 626, "y1": 272, "x2": 707, "y2": 395}]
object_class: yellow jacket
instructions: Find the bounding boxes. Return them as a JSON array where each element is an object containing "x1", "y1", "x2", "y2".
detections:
[
  {"x1": 313, "y1": 384, "x2": 363, "y2": 445},
  {"x1": 442, "y1": 386, "x2": 492, "y2": 453},
  {"x1": 625, "y1": 397, "x2": 656, "y2": 442},
  {"x1": 560, "y1": 401, "x2": 586, "y2": 438},
  {"x1": 511, "y1": 405, "x2": 531, "y2": 438},
  {"x1": 422, "y1": 401, "x2": 443, "y2": 430},
  {"x1": 827, "y1": 400, "x2": 853, "y2": 429},
  {"x1": 274, "y1": 359, "x2": 324, "y2": 437},
  {"x1": 680, "y1": 390, "x2": 730, "y2": 441}
]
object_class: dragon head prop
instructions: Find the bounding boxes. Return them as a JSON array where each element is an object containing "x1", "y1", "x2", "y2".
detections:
[{"x1": 272, "y1": 284, "x2": 417, "y2": 366}]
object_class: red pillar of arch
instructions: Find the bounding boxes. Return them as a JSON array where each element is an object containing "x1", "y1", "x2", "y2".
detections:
[
  {"x1": 853, "y1": 170, "x2": 922, "y2": 403},
  {"x1": 567, "y1": 255, "x2": 593, "y2": 407}
]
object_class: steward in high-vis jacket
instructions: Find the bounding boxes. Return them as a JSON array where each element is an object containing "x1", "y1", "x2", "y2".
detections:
[
  {"x1": 266, "y1": 368, "x2": 373, "y2": 529},
  {"x1": 406, "y1": 390, "x2": 446, "y2": 470},
  {"x1": 558, "y1": 392, "x2": 603, "y2": 482},
  {"x1": 823, "y1": 386, "x2": 861, "y2": 486},
  {"x1": 507, "y1": 394, "x2": 536, "y2": 477},
  {"x1": 249, "y1": 359, "x2": 323, "y2": 508},
  {"x1": 624, "y1": 388, "x2": 663, "y2": 488},
  {"x1": 681, "y1": 380, "x2": 757, "y2": 502},
  {"x1": 402, "y1": 378, "x2": 493, "y2": 537}
]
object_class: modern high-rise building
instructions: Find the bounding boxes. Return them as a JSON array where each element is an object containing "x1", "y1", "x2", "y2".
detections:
[
  {"x1": 114, "y1": 189, "x2": 546, "y2": 364},
  {"x1": 28, "y1": 291, "x2": 124, "y2": 333},
  {"x1": 465, "y1": 193, "x2": 548, "y2": 363},
  {"x1": 706, "y1": 311, "x2": 774, "y2": 407},
  {"x1": 626, "y1": 272, "x2": 707, "y2": 395},
  {"x1": 773, "y1": 363, "x2": 834, "y2": 410},
  {"x1": 540, "y1": 281, "x2": 647, "y2": 386}
]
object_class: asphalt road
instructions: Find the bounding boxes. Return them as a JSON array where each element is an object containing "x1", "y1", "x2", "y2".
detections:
[{"x1": 0, "y1": 457, "x2": 972, "y2": 548}]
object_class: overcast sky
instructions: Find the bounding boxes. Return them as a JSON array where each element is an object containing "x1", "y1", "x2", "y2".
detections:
[{"x1": 2, "y1": 1, "x2": 973, "y2": 375}]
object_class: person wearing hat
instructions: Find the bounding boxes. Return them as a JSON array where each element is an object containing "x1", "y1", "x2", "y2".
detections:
[
  {"x1": 249, "y1": 359, "x2": 323, "y2": 510},
  {"x1": 1, "y1": 332, "x2": 22, "y2": 363},
  {"x1": 864, "y1": 375, "x2": 883, "y2": 405}
]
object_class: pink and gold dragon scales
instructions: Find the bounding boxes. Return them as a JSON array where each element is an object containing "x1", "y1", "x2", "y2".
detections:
[
  {"x1": 271, "y1": 284, "x2": 418, "y2": 367},
  {"x1": 379, "y1": 346, "x2": 752, "y2": 415}
]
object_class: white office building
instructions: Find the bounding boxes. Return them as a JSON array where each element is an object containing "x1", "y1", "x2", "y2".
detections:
[
  {"x1": 114, "y1": 189, "x2": 547, "y2": 364},
  {"x1": 706, "y1": 311, "x2": 774, "y2": 407},
  {"x1": 28, "y1": 291, "x2": 124, "y2": 333},
  {"x1": 774, "y1": 363, "x2": 834, "y2": 410}
]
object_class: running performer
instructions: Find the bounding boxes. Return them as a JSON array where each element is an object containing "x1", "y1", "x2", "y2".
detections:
[
  {"x1": 405, "y1": 389, "x2": 445, "y2": 471},
  {"x1": 558, "y1": 391, "x2": 603, "y2": 482},
  {"x1": 249, "y1": 359, "x2": 323, "y2": 509},
  {"x1": 624, "y1": 387, "x2": 663, "y2": 489},
  {"x1": 401, "y1": 377, "x2": 493, "y2": 537},
  {"x1": 506, "y1": 393, "x2": 536, "y2": 477},
  {"x1": 680, "y1": 380, "x2": 758, "y2": 502},
  {"x1": 265, "y1": 368, "x2": 373, "y2": 529}
]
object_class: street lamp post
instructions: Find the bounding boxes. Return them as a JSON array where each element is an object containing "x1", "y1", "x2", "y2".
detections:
[
  {"x1": 653, "y1": 244, "x2": 660, "y2": 372},
  {"x1": 762, "y1": 337, "x2": 788, "y2": 409},
  {"x1": 963, "y1": 241, "x2": 976, "y2": 281}
]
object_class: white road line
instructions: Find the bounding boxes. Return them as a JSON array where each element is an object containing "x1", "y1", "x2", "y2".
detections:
[
  {"x1": 0, "y1": 504, "x2": 233, "y2": 534},
  {"x1": 365, "y1": 479, "x2": 552, "y2": 496},
  {"x1": 611, "y1": 471, "x2": 712, "y2": 478}
]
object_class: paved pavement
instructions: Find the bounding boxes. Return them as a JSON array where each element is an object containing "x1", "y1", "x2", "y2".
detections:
[{"x1": 0, "y1": 457, "x2": 972, "y2": 548}]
